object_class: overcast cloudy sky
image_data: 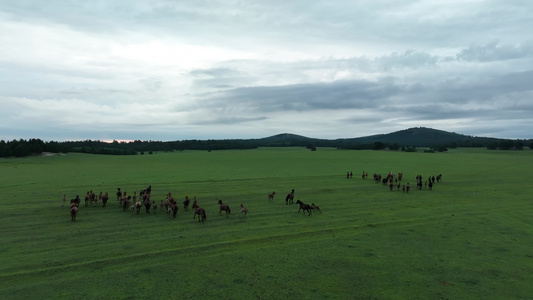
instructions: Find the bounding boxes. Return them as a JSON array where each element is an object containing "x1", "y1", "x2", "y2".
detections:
[{"x1": 1, "y1": 1, "x2": 532, "y2": 141}]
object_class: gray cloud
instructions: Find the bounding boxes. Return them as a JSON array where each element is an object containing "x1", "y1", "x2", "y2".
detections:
[
  {"x1": 457, "y1": 42, "x2": 533, "y2": 62},
  {"x1": 1, "y1": 1, "x2": 532, "y2": 141}
]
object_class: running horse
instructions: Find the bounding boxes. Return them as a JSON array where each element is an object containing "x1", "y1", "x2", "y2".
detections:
[
  {"x1": 285, "y1": 189, "x2": 295, "y2": 205},
  {"x1": 218, "y1": 200, "x2": 231, "y2": 217},
  {"x1": 192, "y1": 203, "x2": 206, "y2": 222},
  {"x1": 70, "y1": 205, "x2": 79, "y2": 222},
  {"x1": 240, "y1": 204, "x2": 249, "y2": 217},
  {"x1": 183, "y1": 196, "x2": 190, "y2": 212},
  {"x1": 296, "y1": 200, "x2": 312, "y2": 216}
]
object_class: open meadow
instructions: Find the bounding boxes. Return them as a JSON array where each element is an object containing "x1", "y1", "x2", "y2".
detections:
[{"x1": 1, "y1": 147, "x2": 532, "y2": 299}]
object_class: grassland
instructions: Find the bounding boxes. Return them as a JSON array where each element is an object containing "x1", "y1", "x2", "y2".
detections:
[{"x1": 1, "y1": 147, "x2": 532, "y2": 299}]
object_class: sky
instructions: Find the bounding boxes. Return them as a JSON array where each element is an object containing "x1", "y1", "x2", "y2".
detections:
[{"x1": 1, "y1": 0, "x2": 532, "y2": 142}]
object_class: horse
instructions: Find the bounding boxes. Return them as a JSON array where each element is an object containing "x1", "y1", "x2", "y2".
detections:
[
  {"x1": 164, "y1": 194, "x2": 173, "y2": 213},
  {"x1": 152, "y1": 201, "x2": 157, "y2": 214},
  {"x1": 101, "y1": 192, "x2": 109, "y2": 207},
  {"x1": 218, "y1": 200, "x2": 231, "y2": 217},
  {"x1": 135, "y1": 200, "x2": 143, "y2": 214},
  {"x1": 84, "y1": 191, "x2": 90, "y2": 207},
  {"x1": 268, "y1": 192, "x2": 275, "y2": 203},
  {"x1": 296, "y1": 200, "x2": 312, "y2": 216},
  {"x1": 116, "y1": 188, "x2": 122, "y2": 202},
  {"x1": 285, "y1": 189, "x2": 295, "y2": 205},
  {"x1": 89, "y1": 191, "x2": 97, "y2": 206},
  {"x1": 192, "y1": 203, "x2": 206, "y2": 222},
  {"x1": 72, "y1": 196, "x2": 81, "y2": 207},
  {"x1": 183, "y1": 196, "x2": 190, "y2": 212},
  {"x1": 240, "y1": 204, "x2": 249, "y2": 217},
  {"x1": 69, "y1": 200, "x2": 78, "y2": 209},
  {"x1": 119, "y1": 192, "x2": 128, "y2": 207},
  {"x1": 70, "y1": 206, "x2": 79, "y2": 222},
  {"x1": 122, "y1": 196, "x2": 131, "y2": 212},
  {"x1": 144, "y1": 198, "x2": 151, "y2": 214},
  {"x1": 170, "y1": 202, "x2": 178, "y2": 218},
  {"x1": 311, "y1": 203, "x2": 321, "y2": 213}
]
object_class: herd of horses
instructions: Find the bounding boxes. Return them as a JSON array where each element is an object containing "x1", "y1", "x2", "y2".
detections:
[
  {"x1": 66, "y1": 185, "x2": 250, "y2": 222},
  {"x1": 66, "y1": 185, "x2": 320, "y2": 222},
  {"x1": 67, "y1": 171, "x2": 441, "y2": 222}
]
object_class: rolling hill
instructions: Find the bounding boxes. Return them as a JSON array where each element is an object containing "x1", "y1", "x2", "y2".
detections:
[
  {"x1": 2, "y1": 127, "x2": 529, "y2": 158},
  {"x1": 257, "y1": 127, "x2": 504, "y2": 148}
]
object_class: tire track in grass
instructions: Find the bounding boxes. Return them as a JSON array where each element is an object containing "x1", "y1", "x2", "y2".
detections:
[{"x1": 0, "y1": 213, "x2": 460, "y2": 280}]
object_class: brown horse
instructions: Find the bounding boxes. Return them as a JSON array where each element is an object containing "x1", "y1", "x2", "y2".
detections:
[
  {"x1": 311, "y1": 203, "x2": 321, "y2": 213},
  {"x1": 119, "y1": 192, "x2": 128, "y2": 207},
  {"x1": 70, "y1": 206, "x2": 79, "y2": 222},
  {"x1": 152, "y1": 201, "x2": 157, "y2": 214},
  {"x1": 285, "y1": 189, "x2": 295, "y2": 205},
  {"x1": 268, "y1": 191, "x2": 275, "y2": 203},
  {"x1": 218, "y1": 200, "x2": 231, "y2": 217},
  {"x1": 169, "y1": 202, "x2": 178, "y2": 218},
  {"x1": 240, "y1": 204, "x2": 249, "y2": 217},
  {"x1": 143, "y1": 198, "x2": 151, "y2": 214},
  {"x1": 101, "y1": 192, "x2": 109, "y2": 207},
  {"x1": 84, "y1": 191, "x2": 90, "y2": 207},
  {"x1": 193, "y1": 203, "x2": 206, "y2": 222},
  {"x1": 296, "y1": 200, "x2": 312, "y2": 216},
  {"x1": 122, "y1": 196, "x2": 131, "y2": 211}
]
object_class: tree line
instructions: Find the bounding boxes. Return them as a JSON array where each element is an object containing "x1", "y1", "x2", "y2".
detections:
[{"x1": 1, "y1": 137, "x2": 532, "y2": 158}]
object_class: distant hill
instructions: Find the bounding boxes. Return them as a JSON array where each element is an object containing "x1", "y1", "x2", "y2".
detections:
[
  {"x1": 2, "y1": 127, "x2": 529, "y2": 158},
  {"x1": 336, "y1": 127, "x2": 500, "y2": 147},
  {"x1": 258, "y1": 127, "x2": 503, "y2": 148},
  {"x1": 256, "y1": 133, "x2": 320, "y2": 147}
]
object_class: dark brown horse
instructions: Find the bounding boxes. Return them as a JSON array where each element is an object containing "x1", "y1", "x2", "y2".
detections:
[
  {"x1": 101, "y1": 192, "x2": 109, "y2": 207},
  {"x1": 183, "y1": 196, "x2": 190, "y2": 212},
  {"x1": 285, "y1": 189, "x2": 295, "y2": 205},
  {"x1": 144, "y1": 198, "x2": 151, "y2": 214},
  {"x1": 296, "y1": 200, "x2": 312, "y2": 216},
  {"x1": 192, "y1": 203, "x2": 206, "y2": 222},
  {"x1": 170, "y1": 202, "x2": 179, "y2": 218},
  {"x1": 218, "y1": 200, "x2": 231, "y2": 217},
  {"x1": 122, "y1": 196, "x2": 131, "y2": 211}
]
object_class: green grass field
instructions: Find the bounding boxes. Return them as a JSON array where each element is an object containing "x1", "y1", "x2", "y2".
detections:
[{"x1": 1, "y1": 148, "x2": 532, "y2": 299}]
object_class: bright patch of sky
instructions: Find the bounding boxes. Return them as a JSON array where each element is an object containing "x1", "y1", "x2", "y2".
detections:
[{"x1": 1, "y1": 0, "x2": 532, "y2": 141}]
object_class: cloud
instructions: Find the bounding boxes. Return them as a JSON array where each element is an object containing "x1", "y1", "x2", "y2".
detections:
[
  {"x1": 1, "y1": 1, "x2": 533, "y2": 141},
  {"x1": 457, "y1": 41, "x2": 533, "y2": 62}
]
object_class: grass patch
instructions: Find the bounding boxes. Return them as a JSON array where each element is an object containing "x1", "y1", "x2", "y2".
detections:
[{"x1": 1, "y1": 148, "x2": 532, "y2": 299}]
